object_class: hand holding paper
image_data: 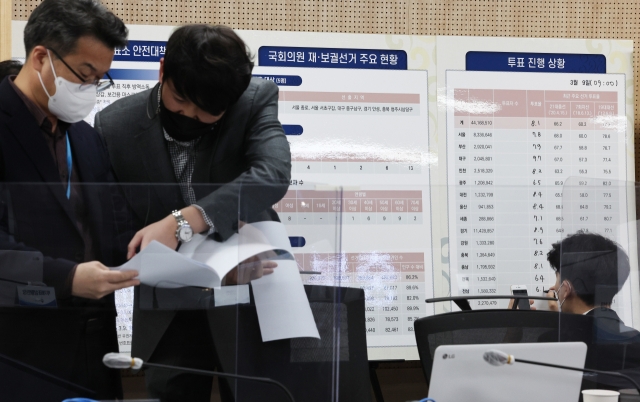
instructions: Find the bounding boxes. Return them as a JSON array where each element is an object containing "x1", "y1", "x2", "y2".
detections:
[
  {"x1": 114, "y1": 221, "x2": 319, "y2": 341},
  {"x1": 73, "y1": 261, "x2": 139, "y2": 299},
  {"x1": 225, "y1": 258, "x2": 278, "y2": 285}
]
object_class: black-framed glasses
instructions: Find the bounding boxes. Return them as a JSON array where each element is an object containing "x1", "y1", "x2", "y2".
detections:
[{"x1": 47, "y1": 48, "x2": 114, "y2": 92}]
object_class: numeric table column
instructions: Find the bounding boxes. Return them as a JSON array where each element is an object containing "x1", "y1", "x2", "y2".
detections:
[
  {"x1": 453, "y1": 89, "x2": 472, "y2": 294},
  {"x1": 468, "y1": 89, "x2": 496, "y2": 298}
]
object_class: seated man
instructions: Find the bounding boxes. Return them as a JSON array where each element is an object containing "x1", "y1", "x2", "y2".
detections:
[
  {"x1": 546, "y1": 232, "x2": 637, "y2": 338},
  {"x1": 546, "y1": 231, "x2": 640, "y2": 390}
]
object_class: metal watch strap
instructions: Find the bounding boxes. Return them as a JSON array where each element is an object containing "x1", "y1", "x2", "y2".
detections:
[{"x1": 172, "y1": 209, "x2": 186, "y2": 226}]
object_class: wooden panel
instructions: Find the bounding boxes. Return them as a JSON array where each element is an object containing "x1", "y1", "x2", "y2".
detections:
[
  {"x1": 11, "y1": 0, "x2": 640, "y2": 178},
  {"x1": 0, "y1": 0, "x2": 11, "y2": 60}
]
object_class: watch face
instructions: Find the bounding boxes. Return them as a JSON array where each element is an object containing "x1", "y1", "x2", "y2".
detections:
[{"x1": 179, "y1": 225, "x2": 194, "y2": 241}]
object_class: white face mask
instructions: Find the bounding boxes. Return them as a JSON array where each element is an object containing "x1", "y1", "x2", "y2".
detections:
[
  {"x1": 556, "y1": 282, "x2": 567, "y2": 312},
  {"x1": 37, "y1": 50, "x2": 96, "y2": 123}
]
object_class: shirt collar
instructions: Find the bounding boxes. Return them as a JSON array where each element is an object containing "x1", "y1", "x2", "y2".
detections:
[
  {"x1": 163, "y1": 129, "x2": 200, "y2": 147},
  {"x1": 8, "y1": 76, "x2": 71, "y2": 137}
]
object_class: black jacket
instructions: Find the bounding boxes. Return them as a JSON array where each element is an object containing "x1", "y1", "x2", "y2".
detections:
[{"x1": 0, "y1": 77, "x2": 125, "y2": 398}]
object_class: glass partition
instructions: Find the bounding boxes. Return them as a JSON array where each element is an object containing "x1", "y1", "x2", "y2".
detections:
[
  {"x1": 4, "y1": 180, "x2": 640, "y2": 400},
  {"x1": 426, "y1": 179, "x2": 640, "y2": 399},
  {"x1": 216, "y1": 183, "x2": 361, "y2": 402},
  {"x1": 0, "y1": 181, "x2": 135, "y2": 400},
  {"x1": 560, "y1": 178, "x2": 640, "y2": 396},
  {"x1": 0, "y1": 181, "x2": 373, "y2": 401}
]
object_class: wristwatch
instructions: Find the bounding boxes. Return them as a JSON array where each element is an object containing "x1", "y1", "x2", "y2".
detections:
[{"x1": 172, "y1": 210, "x2": 193, "y2": 243}]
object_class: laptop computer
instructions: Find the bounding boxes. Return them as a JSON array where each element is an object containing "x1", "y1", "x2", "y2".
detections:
[{"x1": 428, "y1": 342, "x2": 587, "y2": 402}]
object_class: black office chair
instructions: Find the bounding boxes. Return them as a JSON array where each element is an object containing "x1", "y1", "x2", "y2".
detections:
[
  {"x1": 413, "y1": 309, "x2": 594, "y2": 385},
  {"x1": 208, "y1": 284, "x2": 373, "y2": 402}
]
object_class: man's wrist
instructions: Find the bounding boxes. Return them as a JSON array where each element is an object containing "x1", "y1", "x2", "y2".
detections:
[
  {"x1": 166, "y1": 213, "x2": 179, "y2": 230},
  {"x1": 178, "y1": 206, "x2": 208, "y2": 233},
  {"x1": 189, "y1": 204, "x2": 215, "y2": 235}
]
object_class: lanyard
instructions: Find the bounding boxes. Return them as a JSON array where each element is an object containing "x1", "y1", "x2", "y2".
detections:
[{"x1": 65, "y1": 133, "x2": 72, "y2": 199}]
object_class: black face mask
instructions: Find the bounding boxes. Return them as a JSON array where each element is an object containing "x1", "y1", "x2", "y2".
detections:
[{"x1": 159, "y1": 100, "x2": 217, "y2": 142}]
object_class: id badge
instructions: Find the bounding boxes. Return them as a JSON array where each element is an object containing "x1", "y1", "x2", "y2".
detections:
[{"x1": 16, "y1": 285, "x2": 57, "y2": 307}]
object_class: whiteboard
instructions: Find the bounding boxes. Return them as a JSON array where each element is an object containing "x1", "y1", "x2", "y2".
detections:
[{"x1": 263, "y1": 67, "x2": 433, "y2": 352}]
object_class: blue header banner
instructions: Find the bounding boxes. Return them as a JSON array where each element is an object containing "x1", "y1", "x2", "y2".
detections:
[
  {"x1": 466, "y1": 51, "x2": 606, "y2": 73},
  {"x1": 114, "y1": 41, "x2": 166, "y2": 62},
  {"x1": 109, "y1": 69, "x2": 158, "y2": 80},
  {"x1": 252, "y1": 75, "x2": 303, "y2": 86},
  {"x1": 258, "y1": 46, "x2": 407, "y2": 70}
]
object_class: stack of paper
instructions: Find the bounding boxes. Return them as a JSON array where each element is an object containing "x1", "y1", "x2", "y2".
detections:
[{"x1": 116, "y1": 221, "x2": 320, "y2": 341}]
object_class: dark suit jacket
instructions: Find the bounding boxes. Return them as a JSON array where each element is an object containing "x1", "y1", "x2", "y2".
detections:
[
  {"x1": 539, "y1": 308, "x2": 640, "y2": 393},
  {"x1": 95, "y1": 78, "x2": 291, "y2": 362},
  {"x1": 582, "y1": 308, "x2": 640, "y2": 391},
  {"x1": 0, "y1": 78, "x2": 124, "y2": 395}
]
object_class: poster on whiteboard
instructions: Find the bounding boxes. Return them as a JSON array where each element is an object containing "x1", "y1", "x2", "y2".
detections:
[
  {"x1": 262, "y1": 66, "x2": 433, "y2": 350},
  {"x1": 435, "y1": 37, "x2": 636, "y2": 330},
  {"x1": 445, "y1": 70, "x2": 632, "y2": 325}
]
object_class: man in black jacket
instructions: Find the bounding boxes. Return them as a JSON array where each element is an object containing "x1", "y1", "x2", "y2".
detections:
[
  {"x1": 0, "y1": 0, "x2": 139, "y2": 399},
  {"x1": 95, "y1": 25, "x2": 291, "y2": 401}
]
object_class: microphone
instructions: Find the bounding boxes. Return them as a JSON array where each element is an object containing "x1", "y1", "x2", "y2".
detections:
[
  {"x1": 483, "y1": 349, "x2": 513, "y2": 366},
  {"x1": 483, "y1": 349, "x2": 640, "y2": 396},
  {"x1": 103, "y1": 353, "x2": 295, "y2": 402}
]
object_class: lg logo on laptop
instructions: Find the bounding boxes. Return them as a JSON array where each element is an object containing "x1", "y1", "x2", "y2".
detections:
[{"x1": 442, "y1": 353, "x2": 455, "y2": 359}]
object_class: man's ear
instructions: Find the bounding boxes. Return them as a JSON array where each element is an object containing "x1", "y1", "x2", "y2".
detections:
[
  {"x1": 30, "y1": 46, "x2": 49, "y2": 73},
  {"x1": 158, "y1": 58, "x2": 164, "y2": 82},
  {"x1": 562, "y1": 280, "x2": 574, "y2": 298}
]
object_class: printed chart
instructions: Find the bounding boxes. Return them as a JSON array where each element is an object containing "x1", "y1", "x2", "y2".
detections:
[
  {"x1": 446, "y1": 71, "x2": 631, "y2": 321},
  {"x1": 255, "y1": 66, "x2": 434, "y2": 349}
]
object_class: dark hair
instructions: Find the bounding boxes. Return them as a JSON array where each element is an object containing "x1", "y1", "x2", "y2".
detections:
[
  {"x1": 547, "y1": 231, "x2": 630, "y2": 306},
  {"x1": 163, "y1": 25, "x2": 254, "y2": 115},
  {"x1": 23, "y1": 0, "x2": 128, "y2": 57},
  {"x1": 0, "y1": 60, "x2": 23, "y2": 81}
]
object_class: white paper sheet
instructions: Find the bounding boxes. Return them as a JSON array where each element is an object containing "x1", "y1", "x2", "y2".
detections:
[
  {"x1": 191, "y1": 221, "x2": 293, "y2": 269},
  {"x1": 115, "y1": 222, "x2": 295, "y2": 289},
  {"x1": 250, "y1": 259, "x2": 320, "y2": 341},
  {"x1": 115, "y1": 221, "x2": 320, "y2": 341},
  {"x1": 116, "y1": 241, "x2": 220, "y2": 288}
]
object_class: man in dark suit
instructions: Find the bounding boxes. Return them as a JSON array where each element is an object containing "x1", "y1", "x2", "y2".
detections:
[
  {"x1": 95, "y1": 25, "x2": 291, "y2": 401},
  {"x1": 545, "y1": 232, "x2": 640, "y2": 391},
  {"x1": 0, "y1": 0, "x2": 139, "y2": 400}
]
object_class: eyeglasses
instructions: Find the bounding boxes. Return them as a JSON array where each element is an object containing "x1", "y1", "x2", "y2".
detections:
[{"x1": 47, "y1": 48, "x2": 114, "y2": 92}]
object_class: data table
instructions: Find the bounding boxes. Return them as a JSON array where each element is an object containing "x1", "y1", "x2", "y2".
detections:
[
  {"x1": 274, "y1": 190, "x2": 424, "y2": 225},
  {"x1": 446, "y1": 71, "x2": 631, "y2": 317},
  {"x1": 265, "y1": 66, "x2": 433, "y2": 349},
  {"x1": 295, "y1": 252, "x2": 427, "y2": 336}
]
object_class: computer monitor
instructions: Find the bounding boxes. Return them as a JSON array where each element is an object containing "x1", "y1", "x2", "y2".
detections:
[{"x1": 429, "y1": 342, "x2": 587, "y2": 402}]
